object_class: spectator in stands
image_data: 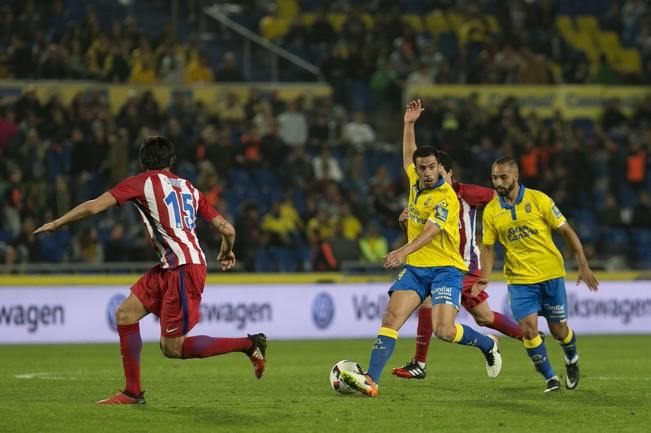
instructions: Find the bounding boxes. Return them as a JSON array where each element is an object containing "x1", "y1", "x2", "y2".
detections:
[
  {"x1": 406, "y1": 61, "x2": 434, "y2": 86},
  {"x1": 216, "y1": 51, "x2": 244, "y2": 82},
  {"x1": 313, "y1": 147, "x2": 344, "y2": 182},
  {"x1": 338, "y1": 203, "x2": 362, "y2": 241},
  {"x1": 234, "y1": 203, "x2": 266, "y2": 272},
  {"x1": 632, "y1": 191, "x2": 651, "y2": 227},
  {"x1": 13, "y1": 217, "x2": 41, "y2": 263},
  {"x1": 285, "y1": 146, "x2": 314, "y2": 189},
  {"x1": 185, "y1": 52, "x2": 214, "y2": 83},
  {"x1": 129, "y1": 54, "x2": 158, "y2": 84},
  {"x1": 309, "y1": 10, "x2": 337, "y2": 46},
  {"x1": 277, "y1": 99, "x2": 308, "y2": 148},
  {"x1": 105, "y1": 224, "x2": 127, "y2": 262},
  {"x1": 343, "y1": 111, "x2": 376, "y2": 151},
  {"x1": 518, "y1": 48, "x2": 551, "y2": 84},
  {"x1": 359, "y1": 222, "x2": 388, "y2": 263},
  {"x1": 330, "y1": 221, "x2": 361, "y2": 267},
  {"x1": 593, "y1": 53, "x2": 620, "y2": 85},
  {"x1": 73, "y1": 227, "x2": 103, "y2": 263},
  {"x1": 600, "y1": 193, "x2": 624, "y2": 226}
]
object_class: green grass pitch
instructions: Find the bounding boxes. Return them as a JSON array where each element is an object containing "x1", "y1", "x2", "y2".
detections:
[{"x1": 1, "y1": 336, "x2": 650, "y2": 433}]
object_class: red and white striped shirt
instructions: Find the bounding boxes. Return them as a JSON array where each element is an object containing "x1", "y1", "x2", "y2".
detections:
[
  {"x1": 452, "y1": 182, "x2": 495, "y2": 275},
  {"x1": 109, "y1": 170, "x2": 220, "y2": 269}
]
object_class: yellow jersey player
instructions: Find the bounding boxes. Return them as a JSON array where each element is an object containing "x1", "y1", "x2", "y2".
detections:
[
  {"x1": 341, "y1": 99, "x2": 502, "y2": 397},
  {"x1": 475, "y1": 157, "x2": 599, "y2": 393}
]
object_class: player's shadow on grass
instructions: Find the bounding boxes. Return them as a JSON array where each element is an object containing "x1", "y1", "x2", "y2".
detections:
[{"x1": 145, "y1": 406, "x2": 260, "y2": 425}]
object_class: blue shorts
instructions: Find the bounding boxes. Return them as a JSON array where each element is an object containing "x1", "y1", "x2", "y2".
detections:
[
  {"x1": 389, "y1": 265, "x2": 463, "y2": 310},
  {"x1": 508, "y1": 277, "x2": 568, "y2": 323}
]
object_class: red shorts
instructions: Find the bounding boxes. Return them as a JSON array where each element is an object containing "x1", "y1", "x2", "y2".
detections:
[
  {"x1": 461, "y1": 272, "x2": 489, "y2": 310},
  {"x1": 131, "y1": 264, "x2": 206, "y2": 338}
]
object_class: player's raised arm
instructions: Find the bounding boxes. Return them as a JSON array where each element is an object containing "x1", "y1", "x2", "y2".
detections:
[
  {"x1": 33, "y1": 192, "x2": 117, "y2": 234},
  {"x1": 402, "y1": 99, "x2": 424, "y2": 173},
  {"x1": 209, "y1": 215, "x2": 237, "y2": 271},
  {"x1": 556, "y1": 224, "x2": 599, "y2": 291}
]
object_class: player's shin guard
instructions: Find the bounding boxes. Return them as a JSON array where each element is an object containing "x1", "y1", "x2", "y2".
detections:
[
  {"x1": 559, "y1": 327, "x2": 578, "y2": 363},
  {"x1": 415, "y1": 307, "x2": 433, "y2": 363},
  {"x1": 524, "y1": 335, "x2": 556, "y2": 380},
  {"x1": 118, "y1": 323, "x2": 142, "y2": 396},
  {"x1": 367, "y1": 327, "x2": 398, "y2": 383},
  {"x1": 451, "y1": 323, "x2": 495, "y2": 353},
  {"x1": 489, "y1": 312, "x2": 523, "y2": 340}
]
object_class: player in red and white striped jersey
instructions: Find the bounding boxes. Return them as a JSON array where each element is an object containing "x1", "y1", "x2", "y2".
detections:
[
  {"x1": 393, "y1": 151, "x2": 523, "y2": 379},
  {"x1": 34, "y1": 136, "x2": 267, "y2": 404}
]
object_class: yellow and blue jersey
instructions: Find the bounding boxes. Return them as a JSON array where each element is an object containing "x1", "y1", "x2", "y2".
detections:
[
  {"x1": 482, "y1": 186, "x2": 567, "y2": 284},
  {"x1": 405, "y1": 164, "x2": 467, "y2": 271}
]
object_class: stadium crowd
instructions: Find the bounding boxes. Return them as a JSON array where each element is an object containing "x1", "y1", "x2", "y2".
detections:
[
  {"x1": 2, "y1": 0, "x2": 650, "y2": 87},
  {"x1": 0, "y1": 0, "x2": 650, "y2": 271},
  {"x1": 1, "y1": 86, "x2": 650, "y2": 271}
]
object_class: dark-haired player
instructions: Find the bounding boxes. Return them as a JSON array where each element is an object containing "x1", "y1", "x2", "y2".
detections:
[
  {"x1": 339, "y1": 100, "x2": 502, "y2": 397},
  {"x1": 393, "y1": 151, "x2": 523, "y2": 379},
  {"x1": 34, "y1": 136, "x2": 267, "y2": 404},
  {"x1": 476, "y1": 157, "x2": 599, "y2": 392}
]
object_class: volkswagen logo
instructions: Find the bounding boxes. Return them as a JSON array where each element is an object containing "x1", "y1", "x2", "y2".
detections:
[
  {"x1": 107, "y1": 294, "x2": 126, "y2": 332},
  {"x1": 312, "y1": 292, "x2": 335, "y2": 330}
]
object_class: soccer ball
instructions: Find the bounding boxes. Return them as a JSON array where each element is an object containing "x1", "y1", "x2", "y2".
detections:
[{"x1": 330, "y1": 360, "x2": 364, "y2": 394}]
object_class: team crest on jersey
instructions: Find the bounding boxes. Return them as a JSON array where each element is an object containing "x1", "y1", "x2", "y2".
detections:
[
  {"x1": 525, "y1": 202, "x2": 532, "y2": 213},
  {"x1": 423, "y1": 197, "x2": 432, "y2": 207}
]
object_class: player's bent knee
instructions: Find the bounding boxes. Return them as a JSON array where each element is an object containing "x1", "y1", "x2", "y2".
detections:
[
  {"x1": 160, "y1": 340, "x2": 183, "y2": 358},
  {"x1": 381, "y1": 310, "x2": 402, "y2": 329},
  {"x1": 521, "y1": 329, "x2": 540, "y2": 341},
  {"x1": 433, "y1": 325, "x2": 456, "y2": 341},
  {"x1": 115, "y1": 305, "x2": 133, "y2": 326},
  {"x1": 473, "y1": 316, "x2": 492, "y2": 327}
]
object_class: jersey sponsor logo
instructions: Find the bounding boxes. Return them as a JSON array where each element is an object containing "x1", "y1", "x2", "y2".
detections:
[
  {"x1": 506, "y1": 225, "x2": 539, "y2": 241},
  {"x1": 407, "y1": 205, "x2": 428, "y2": 225},
  {"x1": 106, "y1": 294, "x2": 126, "y2": 332},
  {"x1": 0, "y1": 303, "x2": 65, "y2": 333},
  {"x1": 312, "y1": 292, "x2": 335, "y2": 330}
]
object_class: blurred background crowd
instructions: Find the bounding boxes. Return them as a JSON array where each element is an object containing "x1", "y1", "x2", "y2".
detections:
[{"x1": 0, "y1": 0, "x2": 650, "y2": 272}]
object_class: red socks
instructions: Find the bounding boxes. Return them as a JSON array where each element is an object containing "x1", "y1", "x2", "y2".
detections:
[
  {"x1": 490, "y1": 312, "x2": 523, "y2": 340},
  {"x1": 414, "y1": 307, "x2": 433, "y2": 363},
  {"x1": 182, "y1": 336, "x2": 252, "y2": 359},
  {"x1": 117, "y1": 323, "x2": 142, "y2": 396}
]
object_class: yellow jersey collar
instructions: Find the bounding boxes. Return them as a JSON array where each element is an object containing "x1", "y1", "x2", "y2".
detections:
[
  {"x1": 414, "y1": 176, "x2": 445, "y2": 193},
  {"x1": 499, "y1": 184, "x2": 526, "y2": 209}
]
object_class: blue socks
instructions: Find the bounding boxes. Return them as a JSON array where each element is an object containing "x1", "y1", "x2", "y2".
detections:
[
  {"x1": 560, "y1": 327, "x2": 578, "y2": 363},
  {"x1": 367, "y1": 327, "x2": 398, "y2": 383},
  {"x1": 524, "y1": 335, "x2": 556, "y2": 380},
  {"x1": 452, "y1": 323, "x2": 495, "y2": 353}
]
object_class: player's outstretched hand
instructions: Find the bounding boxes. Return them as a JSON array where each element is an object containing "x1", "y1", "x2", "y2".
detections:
[
  {"x1": 33, "y1": 221, "x2": 57, "y2": 235},
  {"x1": 471, "y1": 278, "x2": 489, "y2": 296},
  {"x1": 404, "y1": 99, "x2": 424, "y2": 124},
  {"x1": 218, "y1": 250, "x2": 236, "y2": 271},
  {"x1": 578, "y1": 265, "x2": 599, "y2": 292},
  {"x1": 383, "y1": 250, "x2": 405, "y2": 269}
]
